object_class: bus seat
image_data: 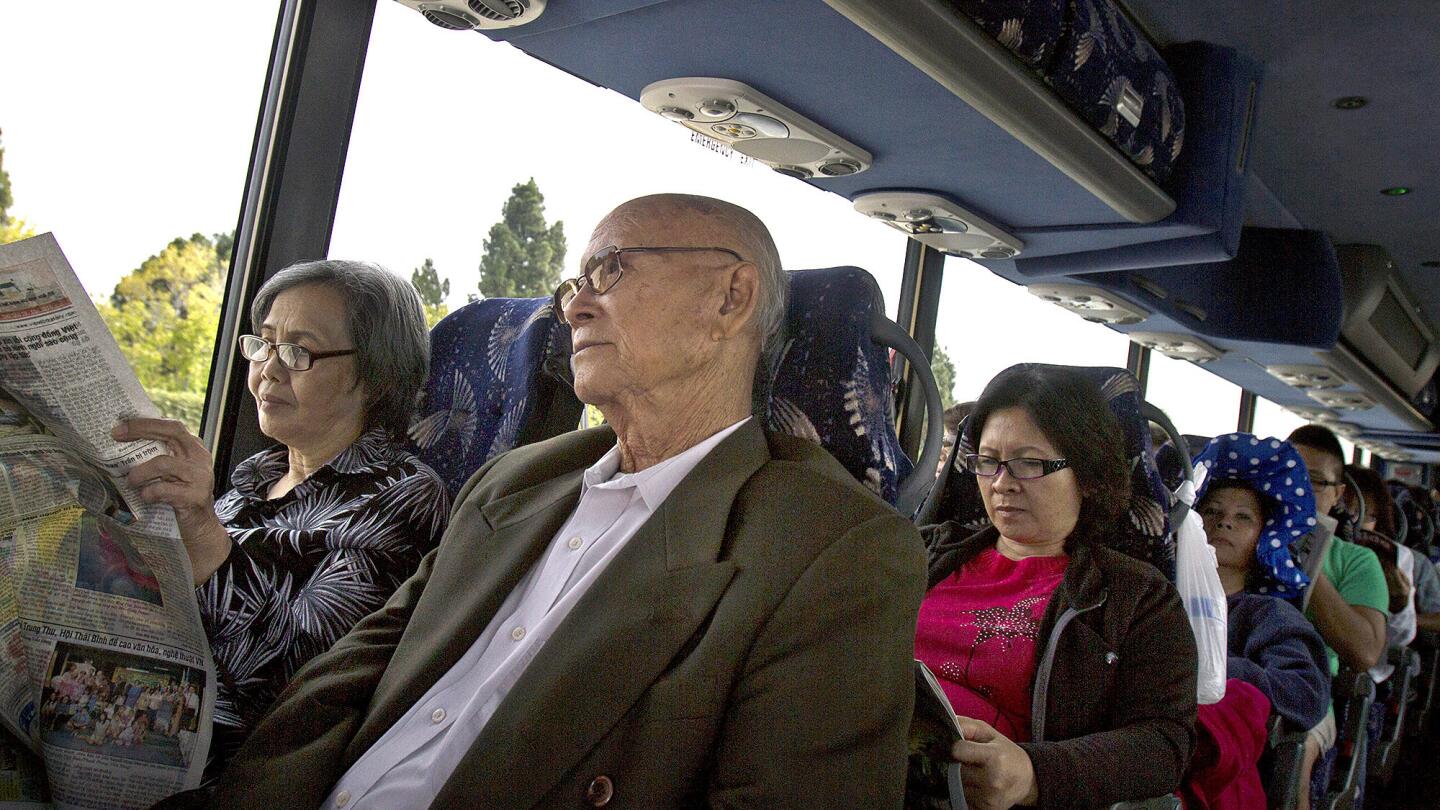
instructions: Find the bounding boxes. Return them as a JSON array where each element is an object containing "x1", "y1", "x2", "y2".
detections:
[
  {"x1": 1406, "y1": 631, "x2": 1440, "y2": 741},
  {"x1": 1262, "y1": 714, "x2": 1308, "y2": 810},
  {"x1": 765, "y1": 266, "x2": 944, "y2": 515},
  {"x1": 1318, "y1": 670, "x2": 1376, "y2": 810},
  {"x1": 1368, "y1": 646, "x2": 1421, "y2": 788},
  {"x1": 918, "y1": 365, "x2": 1178, "y2": 580},
  {"x1": 408, "y1": 297, "x2": 582, "y2": 498}
]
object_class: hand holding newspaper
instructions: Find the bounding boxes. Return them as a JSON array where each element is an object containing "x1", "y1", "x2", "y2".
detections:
[{"x1": 0, "y1": 234, "x2": 215, "y2": 809}]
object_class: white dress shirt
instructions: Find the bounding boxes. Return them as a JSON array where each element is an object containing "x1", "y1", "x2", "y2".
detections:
[{"x1": 323, "y1": 417, "x2": 750, "y2": 810}]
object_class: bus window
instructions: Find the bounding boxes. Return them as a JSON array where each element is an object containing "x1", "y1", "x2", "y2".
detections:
[
  {"x1": 328, "y1": 2, "x2": 908, "y2": 328},
  {"x1": 1250, "y1": 396, "x2": 1358, "y2": 461},
  {"x1": 1138, "y1": 352, "x2": 1242, "y2": 439},
  {"x1": 0, "y1": 4, "x2": 278, "y2": 434},
  {"x1": 933, "y1": 257, "x2": 1132, "y2": 404}
]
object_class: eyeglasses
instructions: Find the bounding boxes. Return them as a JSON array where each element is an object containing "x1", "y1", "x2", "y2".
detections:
[
  {"x1": 552, "y1": 244, "x2": 746, "y2": 324},
  {"x1": 238, "y1": 335, "x2": 356, "y2": 372},
  {"x1": 1308, "y1": 475, "x2": 1343, "y2": 489},
  {"x1": 963, "y1": 454, "x2": 1070, "y2": 480}
]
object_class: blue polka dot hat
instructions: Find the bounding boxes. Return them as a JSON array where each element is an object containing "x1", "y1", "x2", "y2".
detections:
[{"x1": 1193, "y1": 433, "x2": 1317, "y2": 598}]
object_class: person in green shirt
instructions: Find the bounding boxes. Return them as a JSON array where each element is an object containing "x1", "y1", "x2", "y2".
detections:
[
  {"x1": 1287, "y1": 425, "x2": 1388, "y2": 809},
  {"x1": 1288, "y1": 426, "x2": 1388, "y2": 676}
]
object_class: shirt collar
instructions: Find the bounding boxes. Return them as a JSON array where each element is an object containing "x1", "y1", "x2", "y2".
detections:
[
  {"x1": 582, "y1": 417, "x2": 751, "y2": 512},
  {"x1": 229, "y1": 427, "x2": 395, "y2": 497}
]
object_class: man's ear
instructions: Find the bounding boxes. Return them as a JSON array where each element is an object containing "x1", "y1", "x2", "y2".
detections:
[{"x1": 714, "y1": 262, "x2": 760, "y2": 340}]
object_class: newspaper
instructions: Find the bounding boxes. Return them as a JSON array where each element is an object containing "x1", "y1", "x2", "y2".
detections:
[{"x1": 0, "y1": 234, "x2": 215, "y2": 809}]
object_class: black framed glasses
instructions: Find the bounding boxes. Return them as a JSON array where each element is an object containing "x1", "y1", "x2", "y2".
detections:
[
  {"x1": 963, "y1": 454, "x2": 1070, "y2": 480},
  {"x1": 239, "y1": 335, "x2": 356, "y2": 372},
  {"x1": 552, "y1": 244, "x2": 745, "y2": 324},
  {"x1": 1308, "y1": 475, "x2": 1343, "y2": 490}
]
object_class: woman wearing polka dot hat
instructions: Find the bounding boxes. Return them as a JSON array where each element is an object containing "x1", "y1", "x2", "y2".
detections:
[
  {"x1": 1194, "y1": 434, "x2": 1334, "y2": 809},
  {"x1": 1193, "y1": 434, "x2": 1330, "y2": 725},
  {"x1": 1194, "y1": 433, "x2": 1319, "y2": 599}
]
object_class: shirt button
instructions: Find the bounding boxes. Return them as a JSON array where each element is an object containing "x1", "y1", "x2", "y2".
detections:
[
  {"x1": 568, "y1": 535, "x2": 583, "y2": 550},
  {"x1": 511, "y1": 625, "x2": 526, "y2": 641},
  {"x1": 334, "y1": 790, "x2": 351, "y2": 808},
  {"x1": 431, "y1": 707, "x2": 446, "y2": 724}
]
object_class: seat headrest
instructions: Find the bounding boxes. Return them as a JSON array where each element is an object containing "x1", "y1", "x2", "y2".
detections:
[
  {"x1": 766, "y1": 267, "x2": 914, "y2": 506},
  {"x1": 408, "y1": 297, "x2": 576, "y2": 497},
  {"x1": 1193, "y1": 433, "x2": 1315, "y2": 599}
]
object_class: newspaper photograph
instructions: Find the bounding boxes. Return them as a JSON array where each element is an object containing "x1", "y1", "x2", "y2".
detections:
[{"x1": 0, "y1": 234, "x2": 215, "y2": 808}]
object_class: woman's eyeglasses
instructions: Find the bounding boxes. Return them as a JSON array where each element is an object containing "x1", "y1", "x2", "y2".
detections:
[
  {"x1": 552, "y1": 244, "x2": 745, "y2": 324},
  {"x1": 239, "y1": 335, "x2": 356, "y2": 372},
  {"x1": 963, "y1": 454, "x2": 1070, "y2": 480}
]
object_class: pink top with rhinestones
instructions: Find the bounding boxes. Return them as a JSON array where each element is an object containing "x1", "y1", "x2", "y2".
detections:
[{"x1": 914, "y1": 546, "x2": 1070, "y2": 742}]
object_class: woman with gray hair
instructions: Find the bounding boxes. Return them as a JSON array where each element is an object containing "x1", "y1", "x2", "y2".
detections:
[{"x1": 114, "y1": 259, "x2": 449, "y2": 776}]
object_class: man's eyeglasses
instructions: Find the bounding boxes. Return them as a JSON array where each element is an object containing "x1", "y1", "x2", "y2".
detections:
[
  {"x1": 239, "y1": 335, "x2": 356, "y2": 372},
  {"x1": 1308, "y1": 475, "x2": 1343, "y2": 490},
  {"x1": 963, "y1": 454, "x2": 1070, "y2": 480},
  {"x1": 552, "y1": 244, "x2": 745, "y2": 324}
]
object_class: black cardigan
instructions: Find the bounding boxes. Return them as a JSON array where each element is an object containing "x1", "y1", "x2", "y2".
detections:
[{"x1": 923, "y1": 523, "x2": 1198, "y2": 808}]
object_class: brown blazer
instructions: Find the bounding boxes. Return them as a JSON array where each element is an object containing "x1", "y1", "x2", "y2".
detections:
[{"x1": 212, "y1": 421, "x2": 926, "y2": 808}]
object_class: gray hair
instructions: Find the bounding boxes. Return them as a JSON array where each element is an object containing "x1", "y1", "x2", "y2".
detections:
[{"x1": 250, "y1": 259, "x2": 429, "y2": 439}]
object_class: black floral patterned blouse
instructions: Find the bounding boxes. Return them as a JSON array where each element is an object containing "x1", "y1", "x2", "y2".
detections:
[{"x1": 198, "y1": 427, "x2": 449, "y2": 772}]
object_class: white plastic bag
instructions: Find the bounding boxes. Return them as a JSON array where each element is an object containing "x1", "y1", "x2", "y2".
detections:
[{"x1": 1174, "y1": 475, "x2": 1228, "y2": 705}]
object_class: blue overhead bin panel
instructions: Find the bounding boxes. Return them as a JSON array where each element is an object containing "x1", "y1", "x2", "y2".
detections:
[
  {"x1": 1095, "y1": 228, "x2": 1343, "y2": 348},
  {"x1": 1006, "y1": 42, "x2": 1261, "y2": 271}
]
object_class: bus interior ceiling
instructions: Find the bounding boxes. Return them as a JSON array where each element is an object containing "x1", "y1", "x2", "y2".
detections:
[{"x1": 450, "y1": 0, "x2": 1440, "y2": 462}]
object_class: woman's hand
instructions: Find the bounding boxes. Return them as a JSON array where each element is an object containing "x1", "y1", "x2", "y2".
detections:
[
  {"x1": 113, "y1": 418, "x2": 232, "y2": 586},
  {"x1": 952, "y1": 716, "x2": 1040, "y2": 810}
]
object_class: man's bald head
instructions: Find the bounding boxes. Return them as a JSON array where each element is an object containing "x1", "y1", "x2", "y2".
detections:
[{"x1": 590, "y1": 194, "x2": 786, "y2": 366}]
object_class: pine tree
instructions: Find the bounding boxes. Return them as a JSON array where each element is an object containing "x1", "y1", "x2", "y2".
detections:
[
  {"x1": 930, "y1": 343, "x2": 957, "y2": 410},
  {"x1": 411, "y1": 258, "x2": 450, "y2": 328},
  {"x1": 478, "y1": 178, "x2": 567, "y2": 299}
]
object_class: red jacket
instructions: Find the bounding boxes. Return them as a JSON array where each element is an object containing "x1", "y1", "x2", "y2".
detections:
[{"x1": 1182, "y1": 679, "x2": 1272, "y2": 810}]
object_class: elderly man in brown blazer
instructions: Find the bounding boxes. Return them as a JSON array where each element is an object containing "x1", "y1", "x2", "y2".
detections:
[{"x1": 210, "y1": 193, "x2": 926, "y2": 809}]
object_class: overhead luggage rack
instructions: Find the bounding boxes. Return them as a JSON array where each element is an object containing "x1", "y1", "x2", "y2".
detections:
[{"x1": 823, "y1": 0, "x2": 1178, "y2": 223}]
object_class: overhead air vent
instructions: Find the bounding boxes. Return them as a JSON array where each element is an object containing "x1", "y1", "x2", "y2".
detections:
[
  {"x1": 393, "y1": 0, "x2": 545, "y2": 30},
  {"x1": 853, "y1": 192, "x2": 1023, "y2": 259},
  {"x1": 1286, "y1": 405, "x2": 1338, "y2": 423},
  {"x1": 640, "y1": 78, "x2": 872, "y2": 181},
  {"x1": 1266, "y1": 364, "x2": 1347, "y2": 390},
  {"x1": 1025, "y1": 283, "x2": 1149, "y2": 326},
  {"x1": 1307, "y1": 390, "x2": 1376, "y2": 411},
  {"x1": 1128, "y1": 332, "x2": 1223, "y2": 364},
  {"x1": 1328, "y1": 421, "x2": 1362, "y2": 437}
]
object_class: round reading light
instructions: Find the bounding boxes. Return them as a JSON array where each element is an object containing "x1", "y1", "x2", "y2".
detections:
[
  {"x1": 658, "y1": 107, "x2": 694, "y2": 121},
  {"x1": 817, "y1": 158, "x2": 862, "y2": 177},
  {"x1": 902, "y1": 208, "x2": 933, "y2": 221},
  {"x1": 729, "y1": 113, "x2": 789, "y2": 138},
  {"x1": 1333, "y1": 96, "x2": 1368, "y2": 110},
  {"x1": 930, "y1": 216, "x2": 969, "y2": 233},
  {"x1": 697, "y1": 99, "x2": 736, "y2": 118},
  {"x1": 1381, "y1": 187, "x2": 1412, "y2": 196},
  {"x1": 981, "y1": 248, "x2": 1017, "y2": 259},
  {"x1": 712, "y1": 122, "x2": 757, "y2": 139}
]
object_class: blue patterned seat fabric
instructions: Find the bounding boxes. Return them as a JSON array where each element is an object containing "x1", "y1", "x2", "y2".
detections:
[
  {"x1": 765, "y1": 267, "x2": 914, "y2": 507},
  {"x1": 939, "y1": 365, "x2": 1177, "y2": 580},
  {"x1": 408, "y1": 297, "x2": 580, "y2": 498},
  {"x1": 944, "y1": 0, "x2": 1185, "y2": 184}
]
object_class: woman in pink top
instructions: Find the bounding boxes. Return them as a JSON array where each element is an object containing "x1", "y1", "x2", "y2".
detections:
[{"x1": 917, "y1": 364, "x2": 1196, "y2": 810}]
